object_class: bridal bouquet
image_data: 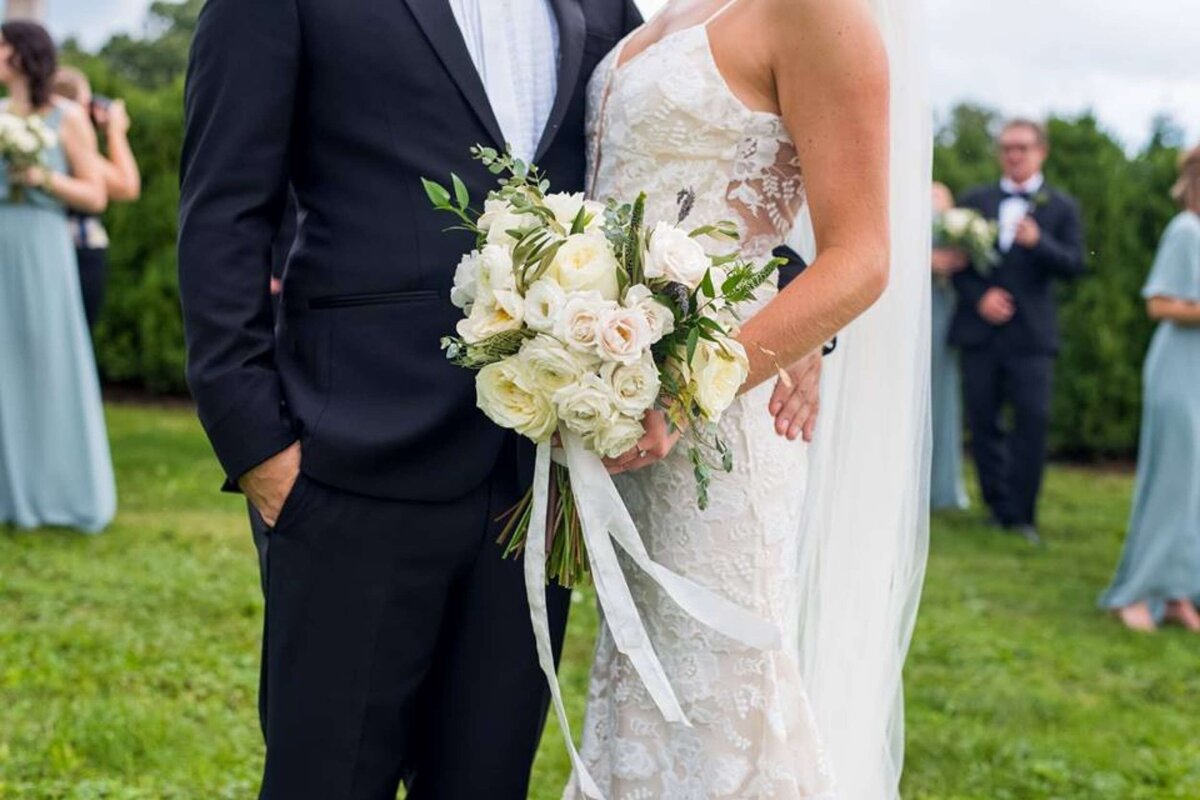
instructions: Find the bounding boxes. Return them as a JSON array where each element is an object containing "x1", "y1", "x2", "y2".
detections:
[
  {"x1": 425, "y1": 147, "x2": 782, "y2": 588},
  {"x1": 935, "y1": 207, "x2": 998, "y2": 274},
  {"x1": 0, "y1": 112, "x2": 57, "y2": 203}
]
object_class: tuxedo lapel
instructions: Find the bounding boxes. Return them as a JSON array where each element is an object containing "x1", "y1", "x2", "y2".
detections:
[
  {"x1": 402, "y1": 0, "x2": 506, "y2": 149},
  {"x1": 536, "y1": 0, "x2": 587, "y2": 160}
]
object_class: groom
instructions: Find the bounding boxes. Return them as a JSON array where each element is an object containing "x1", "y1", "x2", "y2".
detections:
[
  {"x1": 949, "y1": 119, "x2": 1086, "y2": 543},
  {"x1": 178, "y1": 1, "x2": 641, "y2": 798}
]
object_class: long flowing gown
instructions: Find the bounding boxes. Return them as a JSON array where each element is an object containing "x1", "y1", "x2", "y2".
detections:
[
  {"x1": 565, "y1": 8, "x2": 836, "y2": 799},
  {"x1": 1099, "y1": 211, "x2": 1200, "y2": 618},
  {"x1": 0, "y1": 102, "x2": 116, "y2": 533},
  {"x1": 930, "y1": 277, "x2": 969, "y2": 510}
]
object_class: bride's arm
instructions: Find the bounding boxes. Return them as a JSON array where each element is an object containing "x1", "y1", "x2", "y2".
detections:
[{"x1": 736, "y1": 0, "x2": 891, "y2": 391}]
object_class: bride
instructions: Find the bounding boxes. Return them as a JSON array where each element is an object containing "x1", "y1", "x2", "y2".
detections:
[{"x1": 566, "y1": 0, "x2": 931, "y2": 797}]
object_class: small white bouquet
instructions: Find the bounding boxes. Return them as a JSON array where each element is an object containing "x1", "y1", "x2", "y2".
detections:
[
  {"x1": 934, "y1": 207, "x2": 998, "y2": 274},
  {"x1": 0, "y1": 112, "x2": 57, "y2": 204},
  {"x1": 426, "y1": 147, "x2": 782, "y2": 588}
]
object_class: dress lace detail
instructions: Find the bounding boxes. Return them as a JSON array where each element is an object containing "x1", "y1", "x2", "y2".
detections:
[{"x1": 566, "y1": 23, "x2": 835, "y2": 800}]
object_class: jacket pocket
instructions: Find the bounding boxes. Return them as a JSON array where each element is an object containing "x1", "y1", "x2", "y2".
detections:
[{"x1": 308, "y1": 289, "x2": 439, "y2": 310}]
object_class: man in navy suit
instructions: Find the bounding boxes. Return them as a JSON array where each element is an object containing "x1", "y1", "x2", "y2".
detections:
[
  {"x1": 948, "y1": 119, "x2": 1086, "y2": 544},
  {"x1": 178, "y1": 2, "x2": 641, "y2": 797}
]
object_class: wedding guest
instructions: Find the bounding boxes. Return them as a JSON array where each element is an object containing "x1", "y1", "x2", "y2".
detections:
[
  {"x1": 1100, "y1": 146, "x2": 1200, "y2": 633},
  {"x1": 53, "y1": 66, "x2": 141, "y2": 330},
  {"x1": 0, "y1": 21, "x2": 115, "y2": 533},
  {"x1": 950, "y1": 119, "x2": 1085, "y2": 544},
  {"x1": 930, "y1": 182, "x2": 970, "y2": 511}
]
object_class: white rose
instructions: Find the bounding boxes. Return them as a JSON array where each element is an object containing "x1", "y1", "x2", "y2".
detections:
[
  {"x1": 941, "y1": 208, "x2": 972, "y2": 238},
  {"x1": 645, "y1": 221, "x2": 712, "y2": 288},
  {"x1": 591, "y1": 413, "x2": 646, "y2": 460},
  {"x1": 455, "y1": 288, "x2": 524, "y2": 343},
  {"x1": 691, "y1": 337, "x2": 750, "y2": 420},
  {"x1": 554, "y1": 374, "x2": 625, "y2": 455},
  {"x1": 542, "y1": 192, "x2": 606, "y2": 232},
  {"x1": 520, "y1": 335, "x2": 595, "y2": 397},
  {"x1": 479, "y1": 197, "x2": 537, "y2": 246},
  {"x1": 622, "y1": 284, "x2": 675, "y2": 343},
  {"x1": 597, "y1": 306, "x2": 653, "y2": 365},
  {"x1": 523, "y1": 279, "x2": 567, "y2": 333},
  {"x1": 477, "y1": 244, "x2": 516, "y2": 297},
  {"x1": 603, "y1": 352, "x2": 661, "y2": 417},
  {"x1": 450, "y1": 251, "x2": 481, "y2": 310},
  {"x1": 969, "y1": 216, "x2": 993, "y2": 241},
  {"x1": 548, "y1": 231, "x2": 621, "y2": 300},
  {"x1": 476, "y1": 359, "x2": 557, "y2": 442},
  {"x1": 554, "y1": 291, "x2": 617, "y2": 355}
]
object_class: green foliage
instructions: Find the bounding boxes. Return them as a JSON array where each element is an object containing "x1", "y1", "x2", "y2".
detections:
[
  {"x1": 60, "y1": 50, "x2": 188, "y2": 393},
  {"x1": 935, "y1": 103, "x2": 1185, "y2": 457},
  {"x1": 4, "y1": 407, "x2": 1196, "y2": 797},
  {"x1": 93, "y1": 0, "x2": 204, "y2": 89}
]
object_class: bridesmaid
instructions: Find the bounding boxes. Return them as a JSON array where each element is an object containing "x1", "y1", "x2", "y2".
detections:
[
  {"x1": 1100, "y1": 145, "x2": 1200, "y2": 632},
  {"x1": 930, "y1": 182, "x2": 970, "y2": 510},
  {"x1": 0, "y1": 21, "x2": 115, "y2": 533}
]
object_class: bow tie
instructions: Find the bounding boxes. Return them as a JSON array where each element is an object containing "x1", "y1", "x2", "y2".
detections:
[{"x1": 1003, "y1": 190, "x2": 1033, "y2": 201}]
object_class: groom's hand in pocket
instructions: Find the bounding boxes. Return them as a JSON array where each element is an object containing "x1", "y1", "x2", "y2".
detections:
[
  {"x1": 604, "y1": 411, "x2": 682, "y2": 476},
  {"x1": 239, "y1": 442, "x2": 303, "y2": 527},
  {"x1": 769, "y1": 350, "x2": 822, "y2": 442}
]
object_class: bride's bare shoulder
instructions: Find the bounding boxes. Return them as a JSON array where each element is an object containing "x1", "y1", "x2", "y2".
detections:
[
  {"x1": 758, "y1": 0, "x2": 887, "y2": 66},
  {"x1": 756, "y1": 0, "x2": 887, "y2": 89}
]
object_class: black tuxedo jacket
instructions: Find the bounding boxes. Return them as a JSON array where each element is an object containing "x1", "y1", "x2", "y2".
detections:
[
  {"x1": 949, "y1": 183, "x2": 1086, "y2": 355},
  {"x1": 179, "y1": 0, "x2": 641, "y2": 501}
]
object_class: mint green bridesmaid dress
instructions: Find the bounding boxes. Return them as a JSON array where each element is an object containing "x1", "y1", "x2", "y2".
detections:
[
  {"x1": 1100, "y1": 211, "x2": 1200, "y2": 617},
  {"x1": 0, "y1": 102, "x2": 116, "y2": 533}
]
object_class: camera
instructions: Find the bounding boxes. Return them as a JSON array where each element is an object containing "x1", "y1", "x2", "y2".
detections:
[{"x1": 90, "y1": 94, "x2": 113, "y2": 126}]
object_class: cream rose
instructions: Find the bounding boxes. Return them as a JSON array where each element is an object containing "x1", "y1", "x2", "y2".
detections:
[
  {"x1": 542, "y1": 192, "x2": 606, "y2": 232},
  {"x1": 597, "y1": 306, "x2": 653, "y2": 365},
  {"x1": 455, "y1": 288, "x2": 524, "y2": 343},
  {"x1": 476, "y1": 359, "x2": 557, "y2": 442},
  {"x1": 603, "y1": 353, "x2": 661, "y2": 417},
  {"x1": 520, "y1": 335, "x2": 595, "y2": 397},
  {"x1": 479, "y1": 197, "x2": 537, "y2": 246},
  {"x1": 623, "y1": 284, "x2": 676, "y2": 343},
  {"x1": 645, "y1": 221, "x2": 712, "y2": 288},
  {"x1": 591, "y1": 413, "x2": 646, "y2": 460},
  {"x1": 554, "y1": 291, "x2": 617, "y2": 355},
  {"x1": 523, "y1": 279, "x2": 567, "y2": 334},
  {"x1": 554, "y1": 374, "x2": 622, "y2": 447},
  {"x1": 548, "y1": 231, "x2": 621, "y2": 300},
  {"x1": 691, "y1": 337, "x2": 750, "y2": 420}
]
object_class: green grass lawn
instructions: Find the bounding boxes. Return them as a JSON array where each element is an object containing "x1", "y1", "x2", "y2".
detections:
[{"x1": 1, "y1": 405, "x2": 1197, "y2": 799}]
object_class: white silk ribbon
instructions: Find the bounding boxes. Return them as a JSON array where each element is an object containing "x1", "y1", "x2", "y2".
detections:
[{"x1": 527, "y1": 432, "x2": 783, "y2": 799}]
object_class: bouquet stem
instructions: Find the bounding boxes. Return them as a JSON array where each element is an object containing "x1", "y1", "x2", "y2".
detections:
[{"x1": 496, "y1": 462, "x2": 590, "y2": 589}]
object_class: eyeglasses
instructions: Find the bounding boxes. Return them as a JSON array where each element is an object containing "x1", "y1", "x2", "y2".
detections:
[{"x1": 1000, "y1": 143, "x2": 1037, "y2": 154}]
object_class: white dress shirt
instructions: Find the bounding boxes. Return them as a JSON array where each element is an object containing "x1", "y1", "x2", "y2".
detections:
[
  {"x1": 997, "y1": 172, "x2": 1045, "y2": 253},
  {"x1": 447, "y1": 0, "x2": 560, "y2": 163}
]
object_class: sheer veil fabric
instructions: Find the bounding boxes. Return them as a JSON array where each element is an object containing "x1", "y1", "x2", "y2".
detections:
[{"x1": 791, "y1": 0, "x2": 933, "y2": 797}]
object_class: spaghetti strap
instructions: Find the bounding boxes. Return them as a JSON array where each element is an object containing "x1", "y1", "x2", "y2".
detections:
[{"x1": 704, "y1": 0, "x2": 745, "y2": 25}]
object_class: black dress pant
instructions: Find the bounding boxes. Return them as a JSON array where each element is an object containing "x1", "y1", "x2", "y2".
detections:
[
  {"x1": 248, "y1": 449, "x2": 570, "y2": 800},
  {"x1": 76, "y1": 247, "x2": 108, "y2": 331},
  {"x1": 961, "y1": 347, "x2": 1055, "y2": 527}
]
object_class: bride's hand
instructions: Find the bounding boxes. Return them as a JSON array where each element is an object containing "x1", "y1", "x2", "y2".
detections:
[
  {"x1": 769, "y1": 349, "x2": 822, "y2": 442},
  {"x1": 604, "y1": 410, "x2": 682, "y2": 476}
]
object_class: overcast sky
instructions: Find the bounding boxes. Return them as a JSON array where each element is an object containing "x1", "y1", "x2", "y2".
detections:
[{"x1": 38, "y1": 0, "x2": 1200, "y2": 150}]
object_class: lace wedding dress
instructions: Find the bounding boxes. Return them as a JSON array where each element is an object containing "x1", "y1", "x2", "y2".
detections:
[{"x1": 564, "y1": 3, "x2": 837, "y2": 797}]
